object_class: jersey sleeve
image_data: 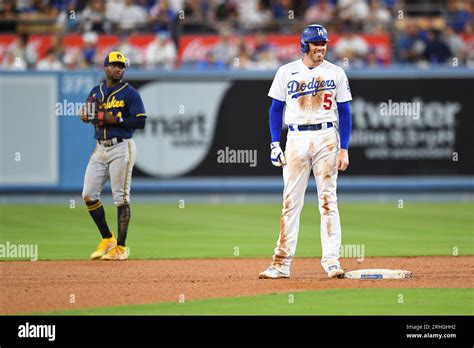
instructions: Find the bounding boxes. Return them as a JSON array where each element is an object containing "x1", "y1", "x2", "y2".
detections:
[
  {"x1": 335, "y1": 68, "x2": 352, "y2": 103},
  {"x1": 128, "y1": 89, "x2": 147, "y2": 118},
  {"x1": 267, "y1": 67, "x2": 286, "y2": 102}
]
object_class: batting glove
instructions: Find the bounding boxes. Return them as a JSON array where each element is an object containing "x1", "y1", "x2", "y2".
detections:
[{"x1": 270, "y1": 142, "x2": 287, "y2": 167}]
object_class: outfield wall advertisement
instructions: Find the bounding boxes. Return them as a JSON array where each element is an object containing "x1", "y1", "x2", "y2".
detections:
[
  {"x1": 130, "y1": 77, "x2": 473, "y2": 178},
  {"x1": 1, "y1": 71, "x2": 473, "y2": 192},
  {"x1": 0, "y1": 75, "x2": 59, "y2": 186},
  {"x1": 134, "y1": 81, "x2": 231, "y2": 177}
]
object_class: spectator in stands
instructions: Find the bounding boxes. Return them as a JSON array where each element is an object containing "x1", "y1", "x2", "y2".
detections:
[
  {"x1": 334, "y1": 23, "x2": 369, "y2": 67},
  {"x1": 232, "y1": 37, "x2": 254, "y2": 69},
  {"x1": 250, "y1": 32, "x2": 278, "y2": 67},
  {"x1": 15, "y1": 0, "x2": 35, "y2": 13},
  {"x1": 1, "y1": 51, "x2": 27, "y2": 70},
  {"x1": 6, "y1": 33, "x2": 38, "y2": 68},
  {"x1": 56, "y1": 1, "x2": 81, "y2": 33},
  {"x1": 145, "y1": 31, "x2": 177, "y2": 69},
  {"x1": 365, "y1": 0, "x2": 391, "y2": 31},
  {"x1": 80, "y1": 31, "x2": 98, "y2": 68},
  {"x1": 26, "y1": 0, "x2": 54, "y2": 15},
  {"x1": 212, "y1": 27, "x2": 237, "y2": 67},
  {"x1": 36, "y1": 47, "x2": 64, "y2": 70},
  {"x1": 0, "y1": 0, "x2": 19, "y2": 32},
  {"x1": 238, "y1": 0, "x2": 273, "y2": 31},
  {"x1": 17, "y1": 0, "x2": 56, "y2": 34},
  {"x1": 270, "y1": 0, "x2": 288, "y2": 19},
  {"x1": 213, "y1": 0, "x2": 238, "y2": 22},
  {"x1": 195, "y1": 50, "x2": 226, "y2": 70},
  {"x1": 395, "y1": 20, "x2": 425, "y2": 64},
  {"x1": 366, "y1": 47, "x2": 385, "y2": 67},
  {"x1": 117, "y1": 0, "x2": 148, "y2": 32},
  {"x1": 81, "y1": 0, "x2": 111, "y2": 33},
  {"x1": 445, "y1": 25, "x2": 467, "y2": 65},
  {"x1": 304, "y1": 0, "x2": 334, "y2": 24},
  {"x1": 148, "y1": 0, "x2": 176, "y2": 32},
  {"x1": 105, "y1": 0, "x2": 126, "y2": 27},
  {"x1": 115, "y1": 34, "x2": 143, "y2": 67},
  {"x1": 51, "y1": 33, "x2": 67, "y2": 65},
  {"x1": 251, "y1": 48, "x2": 279, "y2": 70},
  {"x1": 337, "y1": 0, "x2": 370, "y2": 29},
  {"x1": 445, "y1": 0, "x2": 471, "y2": 33},
  {"x1": 182, "y1": 0, "x2": 201, "y2": 27},
  {"x1": 423, "y1": 29, "x2": 452, "y2": 64},
  {"x1": 252, "y1": 32, "x2": 272, "y2": 57},
  {"x1": 272, "y1": 0, "x2": 304, "y2": 21},
  {"x1": 137, "y1": 0, "x2": 155, "y2": 12},
  {"x1": 49, "y1": 0, "x2": 70, "y2": 13},
  {"x1": 181, "y1": 0, "x2": 213, "y2": 33}
]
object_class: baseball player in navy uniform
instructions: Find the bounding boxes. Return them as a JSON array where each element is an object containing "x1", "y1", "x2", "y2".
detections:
[
  {"x1": 79, "y1": 51, "x2": 147, "y2": 260},
  {"x1": 259, "y1": 25, "x2": 352, "y2": 279}
]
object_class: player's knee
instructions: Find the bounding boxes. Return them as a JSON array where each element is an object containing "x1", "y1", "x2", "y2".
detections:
[
  {"x1": 112, "y1": 193, "x2": 129, "y2": 206},
  {"x1": 83, "y1": 195, "x2": 97, "y2": 205},
  {"x1": 319, "y1": 194, "x2": 337, "y2": 215}
]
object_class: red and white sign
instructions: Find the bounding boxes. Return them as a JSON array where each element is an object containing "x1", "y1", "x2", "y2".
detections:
[
  {"x1": 179, "y1": 34, "x2": 392, "y2": 65},
  {"x1": 5, "y1": 32, "x2": 453, "y2": 68}
]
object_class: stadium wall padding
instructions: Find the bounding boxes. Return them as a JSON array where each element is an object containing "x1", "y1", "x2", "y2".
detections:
[{"x1": 0, "y1": 69, "x2": 473, "y2": 193}]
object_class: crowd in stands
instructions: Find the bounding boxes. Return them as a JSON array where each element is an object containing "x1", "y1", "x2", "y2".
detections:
[{"x1": 0, "y1": 0, "x2": 473, "y2": 70}]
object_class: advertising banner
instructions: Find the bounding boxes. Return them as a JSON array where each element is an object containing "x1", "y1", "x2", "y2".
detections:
[
  {"x1": 131, "y1": 77, "x2": 473, "y2": 178},
  {"x1": 0, "y1": 33, "x2": 392, "y2": 67}
]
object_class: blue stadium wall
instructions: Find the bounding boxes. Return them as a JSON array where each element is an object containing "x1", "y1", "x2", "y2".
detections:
[{"x1": 0, "y1": 68, "x2": 473, "y2": 193}]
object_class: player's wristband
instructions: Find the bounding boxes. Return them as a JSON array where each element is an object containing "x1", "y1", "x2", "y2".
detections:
[{"x1": 271, "y1": 141, "x2": 280, "y2": 149}]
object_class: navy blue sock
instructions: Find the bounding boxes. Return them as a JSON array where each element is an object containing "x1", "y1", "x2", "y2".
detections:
[
  {"x1": 117, "y1": 204, "x2": 131, "y2": 246},
  {"x1": 87, "y1": 200, "x2": 112, "y2": 239}
]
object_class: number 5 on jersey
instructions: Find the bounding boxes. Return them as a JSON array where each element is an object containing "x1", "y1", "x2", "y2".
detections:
[{"x1": 323, "y1": 93, "x2": 332, "y2": 110}]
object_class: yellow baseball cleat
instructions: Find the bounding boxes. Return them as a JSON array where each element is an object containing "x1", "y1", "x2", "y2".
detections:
[
  {"x1": 101, "y1": 245, "x2": 128, "y2": 261},
  {"x1": 90, "y1": 233, "x2": 117, "y2": 260}
]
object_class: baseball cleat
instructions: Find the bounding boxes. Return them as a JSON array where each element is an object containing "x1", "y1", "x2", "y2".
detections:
[
  {"x1": 101, "y1": 245, "x2": 128, "y2": 261},
  {"x1": 327, "y1": 265, "x2": 345, "y2": 279},
  {"x1": 90, "y1": 234, "x2": 117, "y2": 260},
  {"x1": 258, "y1": 266, "x2": 290, "y2": 279}
]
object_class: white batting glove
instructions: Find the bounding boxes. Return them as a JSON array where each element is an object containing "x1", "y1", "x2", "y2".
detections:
[{"x1": 270, "y1": 142, "x2": 287, "y2": 167}]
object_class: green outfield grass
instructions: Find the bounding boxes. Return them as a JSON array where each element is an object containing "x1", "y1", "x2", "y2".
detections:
[
  {"x1": 41, "y1": 288, "x2": 473, "y2": 315},
  {"x1": 0, "y1": 202, "x2": 473, "y2": 259}
]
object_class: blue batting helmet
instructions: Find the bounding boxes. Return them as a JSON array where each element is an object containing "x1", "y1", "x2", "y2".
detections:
[{"x1": 300, "y1": 24, "x2": 329, "y2": 53}]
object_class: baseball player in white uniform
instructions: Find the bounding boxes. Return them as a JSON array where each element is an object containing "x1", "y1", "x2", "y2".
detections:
[{"x1": 259, "y1": 24, "x2": 353, "y2": 279}]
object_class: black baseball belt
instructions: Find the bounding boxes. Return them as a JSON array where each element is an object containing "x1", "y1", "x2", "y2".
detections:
[
  {"x1": 98, "y1": 138, "x2": 124, "y2": 147},
  {"x1": 288, "y1": 122, "x2": 333, "y2": 131}
]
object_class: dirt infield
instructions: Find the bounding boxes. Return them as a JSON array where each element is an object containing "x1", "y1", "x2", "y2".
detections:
[{"x1": 1, "y1": 256, "x2": 472, "y2": 314}]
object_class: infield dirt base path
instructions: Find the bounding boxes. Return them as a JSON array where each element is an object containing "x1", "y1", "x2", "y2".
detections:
[{"x1": 1, "y1": 256, "x2": 472, "y2": 314}]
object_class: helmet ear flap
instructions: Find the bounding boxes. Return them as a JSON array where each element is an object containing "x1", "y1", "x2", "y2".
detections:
[{"x1": 301, "y1": 41, "x2": 308, "y2": 53}]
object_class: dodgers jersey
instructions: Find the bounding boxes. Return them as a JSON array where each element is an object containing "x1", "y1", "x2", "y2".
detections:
[
  {"x1": 87, "y1": 81, "x2": 147, "y2": 140},
  {"x1": 268, "y1": 59, "x2": 352, "y2": 125}
]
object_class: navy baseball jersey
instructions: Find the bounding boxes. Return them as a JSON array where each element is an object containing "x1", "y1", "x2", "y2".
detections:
[{"x1": 87, "y1": 81, "x2": 146, "y2": 140}]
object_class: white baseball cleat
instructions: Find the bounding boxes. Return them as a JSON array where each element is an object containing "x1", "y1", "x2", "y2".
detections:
[
  {"x1": 258, "y1": 266, "x2": 290, "y2": 279},
  {"x1": 327, "y1": 265, "x2": 345, "y2": 279}
]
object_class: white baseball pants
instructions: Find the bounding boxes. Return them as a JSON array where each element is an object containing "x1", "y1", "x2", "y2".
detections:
[
  {"x1": 271, "y1": 126, "x2": 342, "y2": 272},
  {"x1": 82, "y1": 138, "x2": 136, "y2": 206}
]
